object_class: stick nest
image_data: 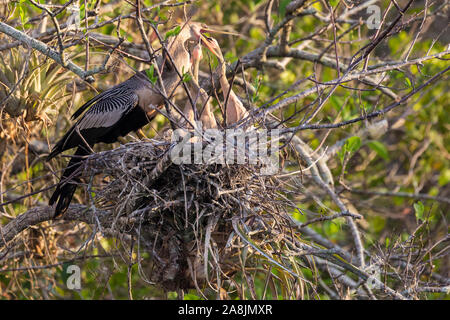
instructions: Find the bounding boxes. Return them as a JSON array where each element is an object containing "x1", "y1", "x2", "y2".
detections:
[{"x1": 79, "y1": 137, "x2": 297, "y2": 293}]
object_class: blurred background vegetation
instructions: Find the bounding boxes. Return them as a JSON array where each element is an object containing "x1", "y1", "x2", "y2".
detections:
[{"x1": 0, "y1": 0, "x2": 448, "y2": 299}]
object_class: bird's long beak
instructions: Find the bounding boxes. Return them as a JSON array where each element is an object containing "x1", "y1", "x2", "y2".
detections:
[
  {"x1": 198, "y1": 26, "x2": 238, "y2": 57},
  {"x1": 200, "y1": 27, "x2": 240, "y2": 37},
  {"x1": 199, "y1": 34, "x2": 220, "y2": 57}
]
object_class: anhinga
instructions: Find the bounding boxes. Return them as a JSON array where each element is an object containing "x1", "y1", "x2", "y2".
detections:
[
  {"x1": 207, "y1": 37, "x2": 249, "y2": 126},
  {"x1": 47, "y1": 22, "x2": 219, "y2": 217},
  {"x1": 182, "y1": 42, "x2": 218, "y2": 130}
]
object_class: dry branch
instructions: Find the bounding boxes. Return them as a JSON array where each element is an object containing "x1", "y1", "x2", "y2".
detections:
[{"x1": 0, "y1": 22, "x2": 96, "y2": 82}]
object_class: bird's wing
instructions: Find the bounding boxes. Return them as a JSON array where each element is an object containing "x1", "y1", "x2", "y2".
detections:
[
  {"x1": 71, "y1": 74, "x2": 148, "y2": 120},
  {"x1": 76, "y1": 87, "x2": 139, "y2": 130},
  {"x1": 47, "y1": 88, "x2": 139, "y2": 160},
  {"x1": 71, "y1": 88, "x2": 112, "y2": 120}
]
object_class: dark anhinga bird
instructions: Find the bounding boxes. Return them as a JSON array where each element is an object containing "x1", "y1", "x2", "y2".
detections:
[{"x1": 47, "y1": 22, "x2": 220, "y2": 217}]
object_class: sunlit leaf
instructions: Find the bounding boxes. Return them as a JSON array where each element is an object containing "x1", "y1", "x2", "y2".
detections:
[
  {"x1": 145, "y1": 65, "x2": 157, "y2": 84},
  {"x1": 368, "y1": 141, "x2": 389, "y2": 160},
  {"x1": 346, "y1": 136, "x2": 361, "y2": 153},
  {"x1": 165, "y1": 25, "x2": 181, "y2": 40},
  {"x1": 414, "y1": 201, "x2": 425, "y2": 222}
]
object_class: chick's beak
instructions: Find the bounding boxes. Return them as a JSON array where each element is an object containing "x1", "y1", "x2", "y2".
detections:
[
  {"x1": 200, "y1": 27, "x2": 240, "y2": 36},
  {"x1": 197, "y1": 25, "x2": 239, "y2": 57},
  {"x1": 199, "y1": 34, "x2": 219, "y2": 57}
]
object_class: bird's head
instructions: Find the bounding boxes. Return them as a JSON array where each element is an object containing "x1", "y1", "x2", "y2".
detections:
[
  {"x1": 181, "y1": 22, "x2": 235, "y2": 59},
  {"x1": 200, "y1": 36, "x2": 223, "y2": 60}
]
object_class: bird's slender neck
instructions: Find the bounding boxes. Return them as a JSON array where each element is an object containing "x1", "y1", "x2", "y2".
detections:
[
  {"x1": 217, "y1": 55, "x2": 231, "y2": 96},
  {"x1": 187, "y1": 45, "x2": 206, "y2": 102},
  {"x1": 193, "y1": 56, "x2": 200, "y2": 82},
  {"x1": 162, "y1": 35, "x2": 190, "y2": 74}
]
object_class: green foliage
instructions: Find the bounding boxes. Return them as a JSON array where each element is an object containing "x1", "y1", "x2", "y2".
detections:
[
  {"x1": 182, "y1": 71, "x2": 191, "y2": 83},
  {"x1": 145, "y1": 65, "x2": 157, "y2": 84},
  {"x1": 0, "y1": 48, "x2": 72, "y2": 119},
  {"x1": 0, "y1": 0, "x2": 448, "y2": 301},
  {"x1": 278, "y1": 0, "x2": 291, "y2": 17},
  {"x1": 367, "y1": 141, "x2": 389, "y2": 160},
  {"x1": 338, "y1": 136, "x2": 361, "y2": 163},
  {"x1": 413, "y1": 201, "x2": 425, "y2": 222},
  {"x1": 164, "y1": 25, "x2": 181, "y2": 40}
]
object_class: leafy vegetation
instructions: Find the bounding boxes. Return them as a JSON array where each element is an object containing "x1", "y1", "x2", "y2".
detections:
[{"x1": 0, "y1": 0, "x2": 448, "y2": 300}]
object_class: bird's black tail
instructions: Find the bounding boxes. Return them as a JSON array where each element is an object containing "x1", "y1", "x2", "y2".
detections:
[{"x1": 49, "y1": 147, "x2": 90, "y2": 217}]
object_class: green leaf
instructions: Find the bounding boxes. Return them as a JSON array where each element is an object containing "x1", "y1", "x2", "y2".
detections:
[
  {"x1": 183, "y1": 293, "x2": 201, "y2": 300},
  {"x1": 80, "y1": 3, "x2": 86, "y2": 20},
  {"x1": 414, "y1": 201, "x2": 425, "y2": 222},
  {"x1": 338, "y1": 136, "x2": 361, "y2": 164},
  {"x1": 145, "y1": 65, "x2": 157, "y2": 84},
  {"x1": 368, "y1": 141, "x2": 389, "y2": 160},
  {"x1": 182, "y1": 72, "x2": 191, "y2": 83},
  {"x1": 330, "y1": 95, "x2": 344, "y2": 111},
  {"x1": 337, "y1": 148, "x2": 345, "y2": 164},
  {"x1": 279, "y1": 0, "x2": 291, "y2": 17},
  {"x1": 345, "y1": 136, "x2": 361, "y2": 153},
  {"x1": 165, "y1": 25, "x2": 181, "y2": 40},
  {"x1": 329, "y1": 0, "x2": 340, "y2": 7},
  {"x1": 405, "y1": 77, "x2": 412, "y2": 88},
  {"x1": 438, "y1": 169, "x2": 450, "y2": 186},
  {"x1": 18, "y1": 5, "x2": 26, "y2": 24}
]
